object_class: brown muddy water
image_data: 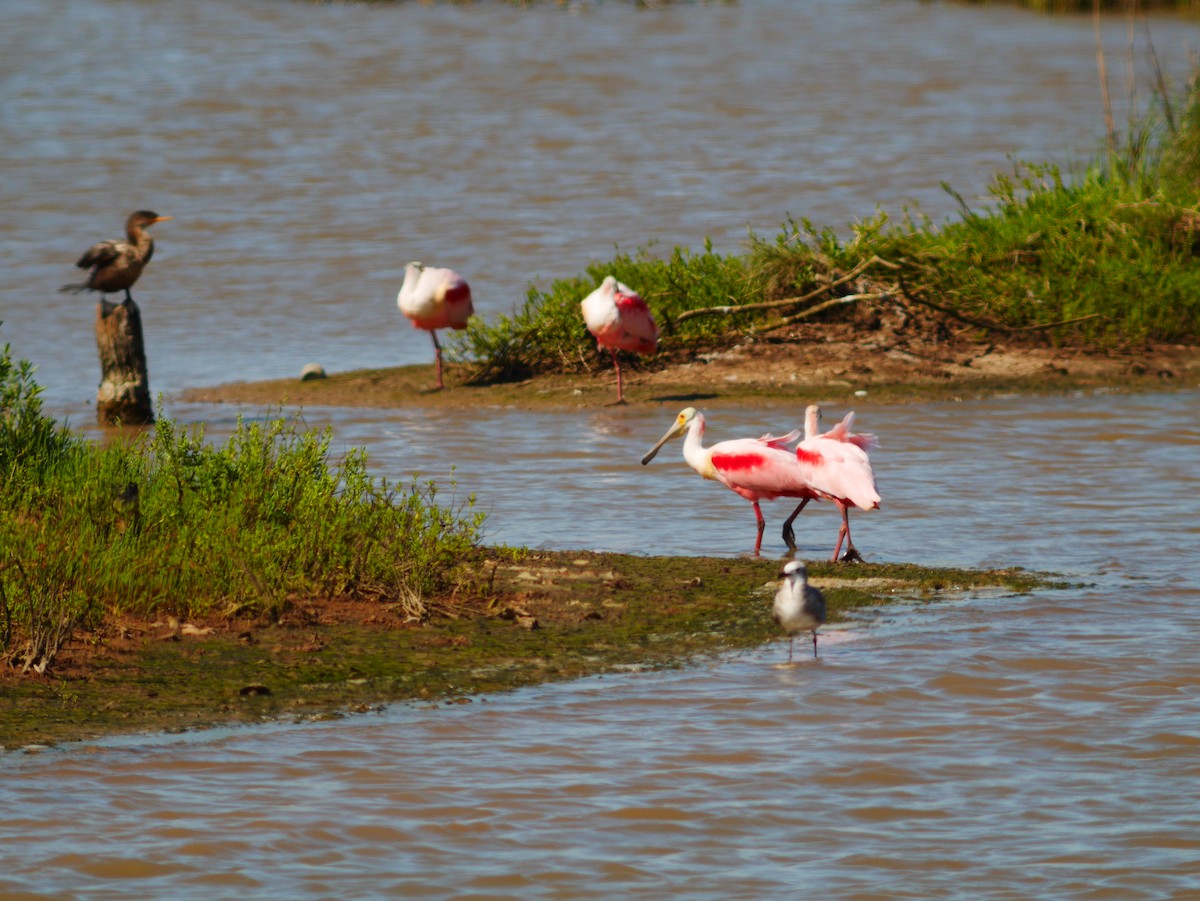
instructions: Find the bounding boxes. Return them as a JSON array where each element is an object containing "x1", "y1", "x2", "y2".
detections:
[
  {"x1": 3, "y1": 393, "x2": 1199, "y2": 898},
  {"x1": 3, "y1": 0, "x2": 1200, "y2": 897}
]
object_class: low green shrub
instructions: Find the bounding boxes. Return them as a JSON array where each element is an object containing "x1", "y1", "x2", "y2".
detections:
[{"x1": 0, "y1": 339, "x2": 485, "y2": 674}]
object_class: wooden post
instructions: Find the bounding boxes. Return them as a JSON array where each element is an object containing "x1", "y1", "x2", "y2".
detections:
[{"x1": 94, "y1": 299, "x2": 153, "y2": 426}]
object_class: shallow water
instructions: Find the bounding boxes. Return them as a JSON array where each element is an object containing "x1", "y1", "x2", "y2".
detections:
[
  {"x1": 3, "y1": 0, "x2": 1200, "y2": 897},
  {"x1": 3, "y1": 391, "x2": 1199, "y2": 898}
]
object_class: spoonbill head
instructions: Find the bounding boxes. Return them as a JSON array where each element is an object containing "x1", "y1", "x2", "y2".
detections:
[
  {"x1": 773, "y1": 559, "x2": 826, "y2": 660},
  {"x1": 397, "y1": 261, "x2": 474, "y2": 390},
  {"x1": 581, "y1": 274, "x2": 658, "y2": 404}
]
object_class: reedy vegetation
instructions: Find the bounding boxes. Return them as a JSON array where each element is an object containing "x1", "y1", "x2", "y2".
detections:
[
  {"x1": 451, "y1": 73, "x2": 1200, "y2": 382},
  {"x1": 0, "y1": 343, "x2": 484, "y2": 674}
]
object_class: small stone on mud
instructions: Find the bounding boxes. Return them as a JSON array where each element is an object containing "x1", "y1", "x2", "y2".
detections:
[{"x1": 301, "y1": 363, "x2": 327, "y2": 381}]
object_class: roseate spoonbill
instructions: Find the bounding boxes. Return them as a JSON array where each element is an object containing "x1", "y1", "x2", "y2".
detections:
[
  {"x1": 62, "y1": 210, "x2": 172, "y2": 304},
  {"x1": 641, "y1": 407, "x2": 814, "y2": 555},
  {"x1": 397, "y1": 261, "x2": 474, "y2": 390},
  {"x1": 795, "y1": 404, "x2": 880, "y2": 562},
  {"x1": 581, "y1": 275, "x2": 658, "y2": 403},
  {"x1": 780, "y1": 404, "x2": 877, "y2": 550},
  {"x1": 773, "y1": 560, "x2": 826, "y2": 660}
]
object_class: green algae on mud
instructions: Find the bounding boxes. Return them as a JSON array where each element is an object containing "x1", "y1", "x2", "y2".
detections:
[{"x1": 0, "y1": 551, "x2": 1064, "y2": 750}]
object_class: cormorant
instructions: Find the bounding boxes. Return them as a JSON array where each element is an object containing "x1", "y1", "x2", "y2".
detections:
[{"x1": 63, "y1": 210, "x2": 172, "y2": 304}]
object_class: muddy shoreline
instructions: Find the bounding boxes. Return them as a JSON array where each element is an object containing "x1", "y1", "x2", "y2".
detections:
[{"x1": 180, "y1": 331, "x2": 1200, "y2": 411}]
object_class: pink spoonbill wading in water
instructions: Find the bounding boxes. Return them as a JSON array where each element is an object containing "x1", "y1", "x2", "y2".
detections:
[
  {"x1": 641, "y1": 407, "x2": 815, "y2": 556},
  {"x1": 397, "y1": 261, "x2": 474, "y2": 390},
  {"x1": 773, "y1": 559, "x2": 826, "y2": 661},
  {"x1": 794, "y1": 404, "x2": 880, "y2": 562},
  {"x1": 581, "y1": 275, "x2": 658, "y2": 404}
]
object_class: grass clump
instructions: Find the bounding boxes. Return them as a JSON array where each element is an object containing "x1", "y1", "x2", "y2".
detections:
[
  {"x1": 453, "y1": 73, "x2": 1200, "y2": 382},
  {"x1": 0, "y1": 338, "x2": 484, "y2": 675}
]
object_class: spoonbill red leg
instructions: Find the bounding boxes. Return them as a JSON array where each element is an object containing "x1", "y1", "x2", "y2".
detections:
[
  {"x1": 430, "y1": 331, "x2": 444, "y2": 390},
  {"x1": 830, "y1": 502, "x2": 865, "y2": 563},
  {"x1": 610, "y1": 350, "x2": 626, "y2": 404},
  {"x1": 751, "y1": 500, "x2": 766, "y2": 555}
]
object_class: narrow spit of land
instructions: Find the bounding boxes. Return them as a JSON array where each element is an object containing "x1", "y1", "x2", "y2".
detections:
[{"x1": 2, "y1": 552, "x2": 1061, "y2": 749}]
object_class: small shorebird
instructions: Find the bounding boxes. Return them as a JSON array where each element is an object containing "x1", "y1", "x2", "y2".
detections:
[
  {"x1": 63, "y1": 210, "x2": 172, "y2": 304},
  {"x1": 773, "y1": 560, "x2": 826, "y2": 661}
]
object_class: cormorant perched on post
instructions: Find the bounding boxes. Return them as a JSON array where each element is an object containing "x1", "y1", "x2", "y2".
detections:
[{"x1": 62, "y1": 210, "x2": 172, "y2": 304}]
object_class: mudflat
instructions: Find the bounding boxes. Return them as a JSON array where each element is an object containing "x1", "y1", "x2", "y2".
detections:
[
  {"x1": 181, "y1": 325, "x2": 1200, "y2": 410},
  {"x1": 1, "y1": 553, "x2": 1056, "y2": 749}
]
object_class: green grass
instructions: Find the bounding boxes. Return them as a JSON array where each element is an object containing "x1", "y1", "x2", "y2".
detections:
[
  {"x1": 0, "y1": 340, "x2": 486, "y2": 674},
  {"x1": 452, "y1": 74, "x2": 1200, "y2": 381}
]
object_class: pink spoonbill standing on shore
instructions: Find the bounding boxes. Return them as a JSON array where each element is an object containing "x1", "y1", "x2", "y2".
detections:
[
  {"x1": 641, "y1": 407, "x2": 815, "y2": 556},
  {"x1": 581, "y1": 275, "x2": 658, "y2": 404},
  {"x1": 794, "y1": 404, "x2": 880, "y2": 562},
  {"x1": 397, "y1": 261, "x2": 474, "y2": 390}
]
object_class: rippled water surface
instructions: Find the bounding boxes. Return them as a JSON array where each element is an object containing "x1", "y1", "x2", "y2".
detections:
[
  {"x1": 3, "y1": 392, "x2": 1199, "y2": 899},
  {"x1": 3, "y1": 0, "x2": 1200, "y2": 897},
  {"x1": 4, "y1": 0, "x2": 1200, "y2": 418}
]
